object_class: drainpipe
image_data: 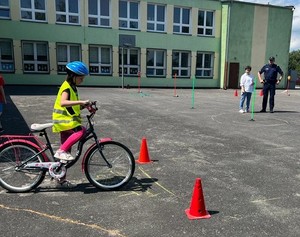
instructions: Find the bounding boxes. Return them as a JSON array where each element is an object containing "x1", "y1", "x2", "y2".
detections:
[{"x1": 224, "y1": 1, "x2": 232, "y2": 89}]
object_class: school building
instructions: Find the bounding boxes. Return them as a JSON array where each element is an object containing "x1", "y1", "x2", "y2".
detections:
[{"x1": 0, "y1": 0, "x2": 294, "y2": 88}]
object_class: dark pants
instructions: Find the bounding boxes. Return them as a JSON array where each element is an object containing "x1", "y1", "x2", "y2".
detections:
[{"x1": 262, "y1": 83, "x2": 276, "y2": 111}]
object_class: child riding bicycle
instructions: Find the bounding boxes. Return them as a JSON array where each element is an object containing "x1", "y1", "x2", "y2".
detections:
[{"x1": 52, "y1": 61, "x2": 90, "y2": 187}]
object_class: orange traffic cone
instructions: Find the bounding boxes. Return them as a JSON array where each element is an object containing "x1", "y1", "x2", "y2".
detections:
[
  {"x1": 185, "y1": 178, "x2": 211, "y2": 220},
  {"x1": 136, "y1": 137, "x2": 152, "y2": 164},
  {"x1": 234, "y1": 90, "x2": 238, "y2": 97},
  {"x1": 260, "y1": 89, "x2": 263, "y2": 96}
]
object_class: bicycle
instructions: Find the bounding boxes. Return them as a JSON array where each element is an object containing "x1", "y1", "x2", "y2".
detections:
[{"x1": 0, "y1": 101, "x2": 135, "y2": 193}]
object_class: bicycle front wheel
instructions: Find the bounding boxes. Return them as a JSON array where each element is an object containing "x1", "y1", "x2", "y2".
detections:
[
  {"x1": 0, "y1": 142, "x2": 46, "y2": 193},
  {"x1": 84, "y1": 141, "x2": 135, "y2": 190}
]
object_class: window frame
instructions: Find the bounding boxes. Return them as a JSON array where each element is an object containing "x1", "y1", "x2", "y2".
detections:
[
  {"x1": 197, "y1": 9, "x2": 215, "y2": 36},
  {"x1": 0, "y1": 39, "x2": 15, "y2": 73},
  {"x1": 0, "y1": 0, "x2": 10, "y2": 19},
  {"x1": 20, "y1": 0, "x2": 47, "y2": 22},
  {"x1": 88, "y1": 0, "x2": 111, "y2": 27},
  {"x1": 89, "y1": 44, "x2": 112, "y2": 75},
  {"x1": 21, "y1": 40, "x2": 49, "y2": 74},
  {"x1": 55, "y1": 0, "x2": 80, "y2": 25},
  {"x1": 56, "y1": 43, "x2": 81, "y2": 74},
  {"x1": 119, "y1": 47, "x2": 140, "y2": 76},
  {"x1": 119, "y1": 0, "x2": 139, "y2": 30},
  {"x1": 147, "y1": 3, "x2": 166, "y2": 33},
  {"x1": 173, "y1": 7, "x2": 191, "y2": 35},
  {"x1": 172, "y1": 50, "x2": 191, "y2": 78},
  {"x1": 146, "y1": 48, "x2": 166, "y2": 77},
  {"x1": 195, "y1": 51, "x2": 214, "y2": 78}
]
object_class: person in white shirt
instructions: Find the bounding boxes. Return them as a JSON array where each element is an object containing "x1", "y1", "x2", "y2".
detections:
[{"x1": 239, "y1": 66, "x2": 255, "y2": 113}]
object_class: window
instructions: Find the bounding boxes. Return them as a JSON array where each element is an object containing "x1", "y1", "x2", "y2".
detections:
[
  {"x1": 196, "y1": 52, "x2": 214, "y2": 78},
  {"x1": 89, "y1": 45, "x2": 112, "y2": 75},
  {"x1": 198, "y1": 10, "x2": 215, "y2": 36},
  {"x1": 173, "y1": 7, "x2": 190, "y2": 34},
  {"x1": 119, "y1": 0, "x2": 139, "y2": 30},
  {"x1": 56, "y1": 0, "x2": 79, "y2": 25},
  {"x1": 147, "y1": 3, "x2": 165, "y2": 32},
  {"x1": 172, "y1": 51, "x2": 190, "y2": 77},
  {"x1": 88, "y1": 0, "x2": 110, "y2": 27},
  {"x1": 22, "y1": 41, "x2": 49, "y2": 73},
  {"x1": 0, "y1": 39, "x2": 14, "y2": 72},
  {"x1": 119, "y1": 47, "x2": 140, "y2": 76},
  {"x1": 146, "y1": 49, "x2": 166, "y2": 77},
  {"x1": 20, "y1": 0, "x2": 46, "y2": 22},
  {"x1": 0, "y1": 0, "x2": 10, "y2": 19},
  {"x1": 56, "y1": 43, "x2": 81, "y2": 73}
]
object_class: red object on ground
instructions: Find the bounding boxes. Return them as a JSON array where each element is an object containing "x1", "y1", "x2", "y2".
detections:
[
  {"x1": 260, "y1": 89, "x2": 263, "y2": 96},
  {"x1": 234, "y1": 90, "x2": 238, "y2": 96},
  {"x1": 136, "y1": 137, "x2": 152, "y2": 164},
  {"x1": 185, "y1": 178, "x2": 211, "y2": 220}
]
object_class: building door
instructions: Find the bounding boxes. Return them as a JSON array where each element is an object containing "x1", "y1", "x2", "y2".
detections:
[{"x1": 228, "y1": 62, "x2": 240, "y2": 89}]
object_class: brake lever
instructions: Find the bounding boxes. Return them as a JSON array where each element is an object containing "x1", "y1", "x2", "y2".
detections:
[{"x1": 87, "y1": 101, "x2": 98, "y2": 113}]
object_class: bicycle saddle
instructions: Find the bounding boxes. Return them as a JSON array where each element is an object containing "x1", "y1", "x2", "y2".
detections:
[{"x1": 30, "y1": 123, "x2": 54, "y2": 132}]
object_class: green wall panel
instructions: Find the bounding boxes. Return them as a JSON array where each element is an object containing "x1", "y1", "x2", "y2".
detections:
[
  {"x1": 228, "y1": 3, "x2": 255, "y2": 70},
  {"x1": 266, "y1": 7, "x2": 293, "y2": 75}
]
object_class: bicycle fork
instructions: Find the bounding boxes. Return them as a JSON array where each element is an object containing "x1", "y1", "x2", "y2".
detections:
[{"x1": 91, "y1": 132, "x2": 112, "y2": 168}]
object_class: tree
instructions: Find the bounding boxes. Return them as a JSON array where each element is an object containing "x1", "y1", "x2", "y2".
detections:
[{"x1": 288, "y1": 50, "x2": 300, "y2": 73}]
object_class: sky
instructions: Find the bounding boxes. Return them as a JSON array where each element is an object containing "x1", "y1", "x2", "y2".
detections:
[{"x1": 238, "y1": 0, "x2": 300, "y2": 52}]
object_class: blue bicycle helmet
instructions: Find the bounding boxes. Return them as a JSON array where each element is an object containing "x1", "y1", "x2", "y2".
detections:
[{"x1": 66, "y1": 61, "x2": 89, "y2": 76}]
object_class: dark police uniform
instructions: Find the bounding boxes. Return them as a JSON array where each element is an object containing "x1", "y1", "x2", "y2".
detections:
[{"x1": 259, "y1": 62, "x2": 283, "y2": 112}]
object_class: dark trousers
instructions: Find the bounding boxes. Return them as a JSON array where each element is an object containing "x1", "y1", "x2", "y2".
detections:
[{"x1": 262, "y1": 83, "x2": 276, "y2": 111}]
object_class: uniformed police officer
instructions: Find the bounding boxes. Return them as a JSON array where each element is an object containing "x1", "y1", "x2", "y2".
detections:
[{"x1": 258, "y1": 56, "x2": 283, "y2": 113}]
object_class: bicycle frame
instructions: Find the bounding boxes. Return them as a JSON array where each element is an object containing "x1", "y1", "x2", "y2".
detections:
[{"x1": 72, "y1": 109, "x2": 113, "y2": 171}]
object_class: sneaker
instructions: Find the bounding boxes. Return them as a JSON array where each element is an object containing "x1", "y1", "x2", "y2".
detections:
[
  {"x1": 239, "y1": 109, "x2": 244, "y2": 113},
  {"x1": 270, "y1": 110, "x2": 274, "y2": 113},
  {"x1": 56, "y1": 179, "x2": 77, "y2": 189},
  {"x1": 260, "y1": 109, "x2": 266, "y2": 112},
  {"x1": 245, "y1": 109, "x2": 250, "y2": 113},
  {"x1": 54, "y1": 150, "x2": 75, "y2": 161}
]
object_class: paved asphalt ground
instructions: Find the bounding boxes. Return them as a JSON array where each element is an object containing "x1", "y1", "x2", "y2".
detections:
[{"x1": 0, "y1": 85, "x2": 299, "y2": 237}]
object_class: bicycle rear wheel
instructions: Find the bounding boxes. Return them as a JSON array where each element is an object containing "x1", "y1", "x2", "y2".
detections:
[
  {"x1": 0, "y1": 142, "x2": 46, "y2": 192},
  {"x1": 84, "y1": 141, "x2": 135, "y2": 190}
]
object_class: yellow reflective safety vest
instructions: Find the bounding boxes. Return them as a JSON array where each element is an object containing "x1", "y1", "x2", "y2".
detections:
[{"x1": 52, "y1": 81, "x2": 81, "y2": 133}]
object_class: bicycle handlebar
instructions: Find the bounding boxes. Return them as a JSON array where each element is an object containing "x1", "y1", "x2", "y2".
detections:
[{"x1": 86, "y1": 101, "x2": 98, "y2": 114}]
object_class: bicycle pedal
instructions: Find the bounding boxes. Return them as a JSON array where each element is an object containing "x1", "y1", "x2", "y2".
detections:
[{"x1": 59, "y1": 160, "x2": 68, "y2": 164}]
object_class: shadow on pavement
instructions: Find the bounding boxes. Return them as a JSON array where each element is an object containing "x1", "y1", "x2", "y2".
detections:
[
  {"x1": 1, "y1": 86, "x2": 59, "y2": 135},
  {"x1": 5, "y1": 85, "x2": 59, "y2": 96},
  {"x1": 253, "y1": 110, "x2": 299, "y2": 113},
  {"x1": 1, "y1": 96, "x2": 30, "y2": 135},
  {"x1": 25, "y1": 177, "x2": 158, "y2": 194}
]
